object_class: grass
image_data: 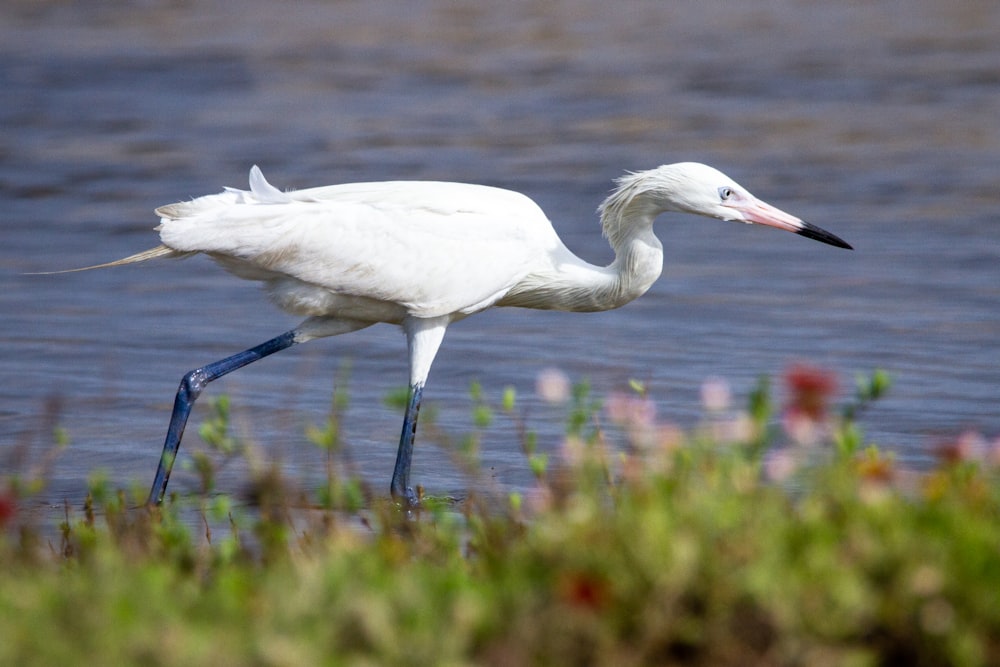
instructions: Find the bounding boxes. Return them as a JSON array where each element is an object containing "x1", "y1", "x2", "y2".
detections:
[{"x1": 1, "y1": 366, "x2": 999, "y2": 666}]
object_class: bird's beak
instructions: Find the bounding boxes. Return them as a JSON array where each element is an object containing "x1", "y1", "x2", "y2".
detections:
[{"x1": 736, "y1": 198, "x2": 853, "y2": 250}]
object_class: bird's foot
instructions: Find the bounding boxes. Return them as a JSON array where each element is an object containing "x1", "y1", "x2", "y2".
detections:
[{"x1": 391, "y1": 485, "x2": 421, "y2": 509}]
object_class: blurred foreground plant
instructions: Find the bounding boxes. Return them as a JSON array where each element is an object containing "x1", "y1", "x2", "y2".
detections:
[{"x1": 2, "y1": 366, "x2": 1000, "y2": 666}]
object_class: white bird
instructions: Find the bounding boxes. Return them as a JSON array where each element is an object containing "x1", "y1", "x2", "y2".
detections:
[{"x1": 84, "y1": 163, "x2": 851, "y2": 506}]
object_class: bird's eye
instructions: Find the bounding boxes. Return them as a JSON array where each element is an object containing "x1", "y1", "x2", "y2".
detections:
[{"x1": 718, "y1": 187, "x2": 735, "y2": 201}]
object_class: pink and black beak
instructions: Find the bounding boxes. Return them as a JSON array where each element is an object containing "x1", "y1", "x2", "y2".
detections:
[{"x1": 736, "y1": 197, "x2": 852, "y2": 250}]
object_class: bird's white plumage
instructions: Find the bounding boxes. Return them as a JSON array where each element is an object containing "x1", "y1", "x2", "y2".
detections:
[
  {"x1": 150, "y1": 164, "x2": 847, "y2": 327},
  {"x1": 156, "y1": 167, "x2": 568, "y2": 321}
]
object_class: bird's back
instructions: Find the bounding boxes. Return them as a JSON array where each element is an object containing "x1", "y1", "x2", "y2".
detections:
[{"x1": 155, "y1": 168, "x2": 566, "y2": 321}]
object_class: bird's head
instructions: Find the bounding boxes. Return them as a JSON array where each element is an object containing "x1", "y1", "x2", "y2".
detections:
[{"x1": 602, "y1": 163, "x2": 852, "y2": 249}]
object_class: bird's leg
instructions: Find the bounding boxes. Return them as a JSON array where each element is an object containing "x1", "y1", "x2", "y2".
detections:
[
  {"x1": 146, "y1": 329, "x2": 299, "y2": 506},
  {"x1": 390, "y1": 382, "x2": 423, "y2": 506},
  {"x1": 390, "y1": 316, "x2": 449, "y2": 507}
]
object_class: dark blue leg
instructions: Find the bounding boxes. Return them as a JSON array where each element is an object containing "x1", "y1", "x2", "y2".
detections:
[
  {"x1": 390, "y1": 383, "x2": 423, "y2": 507},
  {"x1": 146, "y1": 330, "x2": 298, "y2": 505}
]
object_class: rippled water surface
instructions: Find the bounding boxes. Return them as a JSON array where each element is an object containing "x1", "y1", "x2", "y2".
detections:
[{"x1": 2, "y1": 1, "x2": 998, "y2": 505}]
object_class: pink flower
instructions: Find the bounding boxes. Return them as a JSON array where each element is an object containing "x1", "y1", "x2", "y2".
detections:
[
  {"x1": 536, "y1": 367, "x2": 571, "y2": 404},
  {"x1": 700, "y1": 377, "x2": 732, "y2": 412},
  {"x1": 605, "y1": 392, "x2": 656, "y2": 429},
  {"x1": 764, "y1": 448, "x2": 799, "y2": 482},
  {"x1": 936, "y1": 430, "x2": 987, "y2": 465}
]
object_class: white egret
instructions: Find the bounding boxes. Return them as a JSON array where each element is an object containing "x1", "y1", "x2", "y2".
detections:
[{"x1": 81, "y1": 163, "x2": 851, "y2": 506}]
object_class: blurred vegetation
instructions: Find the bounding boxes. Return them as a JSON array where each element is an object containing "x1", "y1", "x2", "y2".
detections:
[{"x1": 1, "y1": 366, "x2": 999, "y2": 666}]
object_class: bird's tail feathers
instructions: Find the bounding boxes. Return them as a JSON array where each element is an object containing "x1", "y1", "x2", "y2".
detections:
[{"x1": 28, "y1": 244, "x2": 181, "y2": 275}]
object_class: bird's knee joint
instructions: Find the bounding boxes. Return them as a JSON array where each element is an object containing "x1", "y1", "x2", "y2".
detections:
[{"x1": 180, "y1": 368, "x2": 210, "y2": 398}]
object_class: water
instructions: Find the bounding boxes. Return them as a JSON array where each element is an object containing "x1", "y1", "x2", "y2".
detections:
[{"x1": 2, "y1": 1, "x2": 998, "y2": 506}]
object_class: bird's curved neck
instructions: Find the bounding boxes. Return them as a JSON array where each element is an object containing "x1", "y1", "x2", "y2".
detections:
[
  {"x1": 598, "y1": 204, "x2": 664, "y2": 308},
  {"x1": 501, "y1": 201, "x2": 663, "y2": 313}
]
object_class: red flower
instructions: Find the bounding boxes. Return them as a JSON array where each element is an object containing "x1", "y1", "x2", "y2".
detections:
[
  {"x1": 0, "y1": 488, "x2": 16, "y2": 528},
  {"x1": 784, "y1": 363, "x2": 837, "y2": 421},
  {"x1": 558, "y1": 570, "x2": 610, "y2": 612}
]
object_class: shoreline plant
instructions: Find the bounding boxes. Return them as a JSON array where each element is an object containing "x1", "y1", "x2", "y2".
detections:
[{"x1": 2, "y1": 366, "x2": 999, "y2": 666}]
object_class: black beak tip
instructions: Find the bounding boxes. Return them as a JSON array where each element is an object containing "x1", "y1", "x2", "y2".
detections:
[{"x1": 796, "y1": 222, "x2": 853, "y2": 250}]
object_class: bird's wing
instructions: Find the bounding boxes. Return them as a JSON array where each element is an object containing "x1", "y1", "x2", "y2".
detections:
[{"x1": 156, "y1": 173, "x2": 562, "y2": 319}]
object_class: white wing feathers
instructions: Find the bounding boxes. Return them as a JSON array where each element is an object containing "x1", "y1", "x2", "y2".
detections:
[
  {"x1": 211, "y1": 164, "x2": 295, "y2": 205},
  {"x1": 245, "y1": 164, "x2": 291, "y2": 203},
  {"x1": 154, "y1": 167, "x2": 561, "y2": 320}
]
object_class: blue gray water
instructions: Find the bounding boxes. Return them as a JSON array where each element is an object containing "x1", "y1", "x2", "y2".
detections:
[{"x1": 2, "y1": 1, "x2": 998, "y2": 505}]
